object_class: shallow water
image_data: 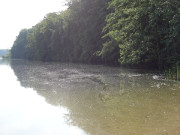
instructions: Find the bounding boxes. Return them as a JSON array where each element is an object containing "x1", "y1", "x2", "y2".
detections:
[{"x1": 0, "y1": 59, "x2": 180, "y2": 135}]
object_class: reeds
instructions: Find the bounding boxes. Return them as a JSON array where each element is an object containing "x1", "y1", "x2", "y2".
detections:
[{"x1": 165, "y1": 64, "x2": 180, "y2": 81}]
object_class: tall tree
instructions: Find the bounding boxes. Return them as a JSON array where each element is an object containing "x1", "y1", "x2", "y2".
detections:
[{"x1": 102, "y1": 0, "x2": 180, "y2": 68}]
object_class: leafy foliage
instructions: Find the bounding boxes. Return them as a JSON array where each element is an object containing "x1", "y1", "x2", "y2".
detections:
[
  {"x1": 11, "y1": 0, "x2": 180, "y2": 69},
  {"x1": 102, "y1": 0, "x2": 180, "y2": 68},
  {"x1": 11, "y1": 0, "x2": 110, "y2": 64}
]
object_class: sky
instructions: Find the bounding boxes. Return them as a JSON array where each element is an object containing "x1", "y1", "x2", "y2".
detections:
[{"x1": 0, "y1": 0, "x2": 68, "y2": 49}]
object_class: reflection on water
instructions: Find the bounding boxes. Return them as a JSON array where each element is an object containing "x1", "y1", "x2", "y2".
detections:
[
  {"x1": 0, "y1": 60, "x2": 87, "y2": 135},
  {"x1": 0, "y1": 58, "x2": 10, "y2": 65},
  {"x1": 1, "y1": 59, "x2": 180, "y2": 135}
]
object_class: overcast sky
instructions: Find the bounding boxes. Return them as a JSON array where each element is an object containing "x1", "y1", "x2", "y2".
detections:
[{"x1": 0, "y1": 0, "x2": 67, "y2": 49}]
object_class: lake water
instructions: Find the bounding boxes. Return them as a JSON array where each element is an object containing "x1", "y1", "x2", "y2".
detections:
[{"x1": 0, "y1": 59, "x2": 180, "y2": 135}]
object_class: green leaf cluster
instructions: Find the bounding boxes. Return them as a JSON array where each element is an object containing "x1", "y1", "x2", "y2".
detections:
[{"x1": 102, "y1": 0, "x2": 180, "y2": 68}]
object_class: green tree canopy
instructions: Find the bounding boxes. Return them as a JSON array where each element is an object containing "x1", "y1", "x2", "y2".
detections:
[{"x1": 11, "y1": 0, "x2": 180, "y2": 69}]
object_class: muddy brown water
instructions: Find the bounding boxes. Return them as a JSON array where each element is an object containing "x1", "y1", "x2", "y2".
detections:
[{"x1": 0, "y1": 59, "x2": 180, "y2": 135}]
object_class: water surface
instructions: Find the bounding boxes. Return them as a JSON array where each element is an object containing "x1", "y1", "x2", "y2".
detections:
[{"x1": 0, "y1": 59, "x2": 180, "y2": 135}]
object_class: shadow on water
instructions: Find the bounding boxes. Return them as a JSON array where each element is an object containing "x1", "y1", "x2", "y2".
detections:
[{"x1": 10, "y1": 60, "x2": 180, "y2": 135}]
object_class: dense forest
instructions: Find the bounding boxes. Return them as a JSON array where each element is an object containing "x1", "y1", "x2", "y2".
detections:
[{"x1": 11, "y1": 0, "x2": 180, "y2": 69}]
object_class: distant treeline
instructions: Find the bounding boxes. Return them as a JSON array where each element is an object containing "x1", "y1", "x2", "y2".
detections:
[
  {"x1": 11, "y1": 0, "x2": 180, "y2": 69},
  {"x1": 0, "y1": 49, "x2": 9, "y2": 58}
]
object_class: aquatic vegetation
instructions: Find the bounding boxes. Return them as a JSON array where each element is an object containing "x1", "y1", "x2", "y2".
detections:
[{"x1": 165, "y1": 64, "x2": 180, "y2": 81}]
